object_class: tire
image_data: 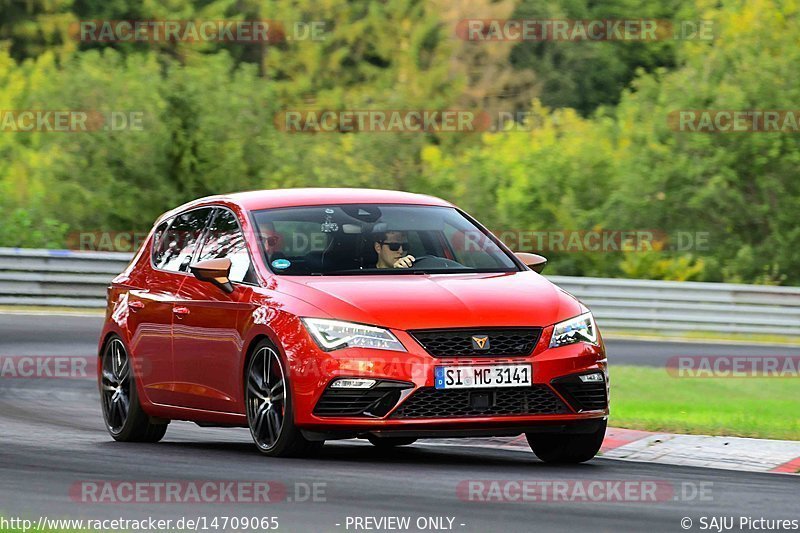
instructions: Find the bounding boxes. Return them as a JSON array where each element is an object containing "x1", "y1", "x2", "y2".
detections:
[
  {"x1": 100, "y1": 336, "x2": 169, "y2": 443},
  {"x1": 526, "y1": 419, "x2": 606, "y2": 464},
  {"x1": 367, "y1": 436, "x2": 417, "y2": 448},
  {"x1": 245, "y1": 339, "x2": 323, "y2": 457}
]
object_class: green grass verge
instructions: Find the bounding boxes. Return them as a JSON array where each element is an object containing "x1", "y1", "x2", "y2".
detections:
[
  {"x1": 604, "y1": 328, "x2": 800, "y2": 346},
  {"x1": 0, "y1": 305, "x2": 104, "y2": 315},
  {"x1": 610, "y1": 365, "x2": 800, "y2": 440}
]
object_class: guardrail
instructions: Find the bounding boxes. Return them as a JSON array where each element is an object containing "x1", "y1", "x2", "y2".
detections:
[
  {"x1": 0, "y1": 248, "x2": 131, "y2": 308},
  {"x1": 2, "y1": 248, "x2": 799, "y2": 336},
  {"x1": 548, "y1": 276, "x2": 800, "y2": 336}
]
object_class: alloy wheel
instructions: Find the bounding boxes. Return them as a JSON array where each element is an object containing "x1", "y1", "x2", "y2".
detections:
[
  {"x1": 101, "y1": 338, "x2": 131, "y2": 434},
  {"x1": 246, "y1": 346, "x2": 287, "y2": 451}
]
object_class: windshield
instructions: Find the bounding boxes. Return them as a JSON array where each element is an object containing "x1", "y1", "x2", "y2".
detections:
[{"x1": 252, "y1": 204, "x2": 519, "y2": 276}]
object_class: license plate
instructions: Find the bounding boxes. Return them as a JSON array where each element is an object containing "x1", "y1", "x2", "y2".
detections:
[{"x1": 434, "y1": 364, "x2": 532, "y2": 390}]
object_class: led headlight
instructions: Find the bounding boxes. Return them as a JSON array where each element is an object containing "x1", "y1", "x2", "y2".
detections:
[
  {"x1": 549, "y1": 312, "x2": 599, "y2": 348},
  {"x1": 301, "y1": 318, "x2": 407, "y2": 352}
]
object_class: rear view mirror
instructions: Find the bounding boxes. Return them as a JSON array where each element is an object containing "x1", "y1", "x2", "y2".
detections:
[
  {"x1": 514, "y1": 252, "x2": 547, "y2": 273},
  {"x1": 341, "y1": 224, "x2": 363, "y2": 234},
  {"x1": 190, "y1": 258, "x2": 234, "y2": 293}
]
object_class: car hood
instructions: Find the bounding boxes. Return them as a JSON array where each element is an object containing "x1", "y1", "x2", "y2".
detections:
[{"x1": 279, "y1": 271, "x2": 584, "y2": 330}]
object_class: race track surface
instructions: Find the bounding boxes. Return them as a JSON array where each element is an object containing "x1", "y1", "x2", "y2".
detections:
[{"x1": 1, "y1": 313, "x2": 797, "y2": 532}]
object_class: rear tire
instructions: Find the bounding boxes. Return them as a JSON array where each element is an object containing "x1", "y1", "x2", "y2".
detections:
[
  {"x1": 100, "y1": 336, "x2": 169, "y2": 443},
  {"x1": 526, "y1": 419, "x2": 606, "y2": 464},
  {"x1": 245, "y1": 339, "x2": 322, "y2": 457},
  {"x1": 367, "y1": 436, "x2": 417, "y2": 448}
]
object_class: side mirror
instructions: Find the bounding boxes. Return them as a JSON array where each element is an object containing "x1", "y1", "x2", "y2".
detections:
[
  {"x1": 514, "y1": 252, "x2": 547, "y2": 273},
  {"x1": 190, "y1": 258, "x2": 234, "y2": 294}
]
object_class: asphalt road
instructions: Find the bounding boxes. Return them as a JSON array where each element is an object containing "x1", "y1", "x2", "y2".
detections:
[{"x1": 1, "y1": 312, "x2": 798, "y2": 532}]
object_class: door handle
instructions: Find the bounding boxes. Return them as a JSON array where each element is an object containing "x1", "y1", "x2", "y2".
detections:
[
  {"x1": 128, "y1": 300, "x2": 145, "y2": 311},
  {"x1": 173, "y1": 306, "x2": 190, "y2": 317}
]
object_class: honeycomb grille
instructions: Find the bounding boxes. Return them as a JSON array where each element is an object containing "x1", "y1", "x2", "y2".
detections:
[
  {"x1": 313, "y1": 381, "x2": 412, "y2": 417},
  {"x1": 409, "y1": 328, "x2": 541, "y2": 357},
  {"x1": 391, "y1": 386, "x2": 568, "y2": 418},
  {"x1": 552, "y1": 380, "x2": 608, "y2": 411}
]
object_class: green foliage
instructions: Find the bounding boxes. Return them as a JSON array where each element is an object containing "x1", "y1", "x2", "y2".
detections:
[
  {"x1": 425, "y1": 0, "x2": 800, "y2": 284},
  {"x1": 619, "y1": 251, "x2": 706, "y2": 281},
  {"x1": 509, "y1": 0, "x2": 685, "y2": 115},
  {"x1": 0, "y1": 0, "x2": 798, "y2": 285},
  {"x1": 0, "y1": 0, "x2": 77, "y2": 61},
  {"x1": 0, "y1": 208, "x2": 68, "y2": 248}
]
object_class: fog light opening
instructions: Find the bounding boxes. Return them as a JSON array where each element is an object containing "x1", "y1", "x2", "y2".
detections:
[
  {"x1": 578, "y1": 372, "x2": 604, "y2": 383},
  {"x1": 330, "y1": 378, "x2": 377, "y2": 389}
]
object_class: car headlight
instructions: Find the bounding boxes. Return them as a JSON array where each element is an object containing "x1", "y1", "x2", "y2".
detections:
[
  {"x1": 301, "y1": 318, "x2": 407, "y2": 352},
  {"x1": 549, "y1": 312, "x2": 599, "y2": 348}
]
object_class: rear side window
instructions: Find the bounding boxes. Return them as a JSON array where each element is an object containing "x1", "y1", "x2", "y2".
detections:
[
  {"x1": 151, "y1": 219, "x2": 172, "y2": 267},
  {"x1": 154, "y1": 208, "x2": 214, "y2": 273},
  {"x1": 197, "y1": 208, "x2": 255, "y2": 283}
]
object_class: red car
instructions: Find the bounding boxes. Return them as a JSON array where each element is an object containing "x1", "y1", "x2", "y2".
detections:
[{"x1": 99, "y1": 188, "x2": 608, "y2": 462}]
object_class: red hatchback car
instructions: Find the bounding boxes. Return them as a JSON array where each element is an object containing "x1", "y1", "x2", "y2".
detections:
[{"x1": 99, "y1": 188, "x2": 608, "y2": 462}]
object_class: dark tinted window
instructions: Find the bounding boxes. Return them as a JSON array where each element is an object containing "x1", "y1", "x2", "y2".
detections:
[
  {"x1": 154, "y1": 208, "x2": 213, "y2": 273},
  {"x1": 150, "y1": 218, "x2": 172, "y2": 267},
  {"x1": 252, "y1": 204, "x2": 518, "y2": 276},
  {"x1": 197, "y1": 208, "x2": 254, "y2": 283}
]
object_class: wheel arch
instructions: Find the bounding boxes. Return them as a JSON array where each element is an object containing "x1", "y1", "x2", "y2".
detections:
[{"x1": 240, "y1": 329, "x2": 285, "y2": 393}]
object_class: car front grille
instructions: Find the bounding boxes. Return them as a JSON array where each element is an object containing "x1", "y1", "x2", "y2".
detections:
[
  {"x1": 551, "y1": 376, "x2": 608, "y2": 411},
  {"x1": 409, "y1": 328, "x2": 541, "y2": 357},
  {"x1": 390, "y1": 386, "x2": 568, "y2": 419},
  {"x1": 313, "y1": 380, "x2": 413, "y2": 417}
]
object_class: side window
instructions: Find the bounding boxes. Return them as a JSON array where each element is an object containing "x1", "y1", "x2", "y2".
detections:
[
  {"x1": 155, "y1": 208, "x2": 213, "y2": 273},
  {"x1": 151, "y1": 219, "x2": 172, "y2": 267},
  {"x1": 197, "y1": 208, "x2": 254, "y2": 283}
]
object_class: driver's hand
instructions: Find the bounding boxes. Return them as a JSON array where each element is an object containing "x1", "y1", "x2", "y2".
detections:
[{"x1": 393, "y1": 255, "x2": 415, "y2": 268}]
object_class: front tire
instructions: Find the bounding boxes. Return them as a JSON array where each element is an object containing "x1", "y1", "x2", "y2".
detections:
[
  {"x1": 100, "y1": 336, "x2": 168, "y2": 443},
  {"x1": 526, "y1": 419, "x2": 606, "y2": 464},
  {"x1": 245, "y1": 340, "x2": 322, "y2": 457}
]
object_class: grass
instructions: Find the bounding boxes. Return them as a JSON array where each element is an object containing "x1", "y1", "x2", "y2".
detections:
[
  {"x1": 0, "y1": 305, "x2": 103, "y2": 315},
  {"x1": 604, "y1": 328, "x2": 800, "y2": 346},
  {"x1": 610, "y1": 365, "x2": 800, "y2": 440}
]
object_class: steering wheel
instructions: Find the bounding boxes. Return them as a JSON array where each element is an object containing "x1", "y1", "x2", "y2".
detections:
[{"x1": 409, "y1": 255, "x2": 464, "y2": 269}]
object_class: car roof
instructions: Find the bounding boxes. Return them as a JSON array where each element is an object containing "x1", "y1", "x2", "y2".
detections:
[{"x1": 164, "y1": 188, "x2": 454, "y2": 219}]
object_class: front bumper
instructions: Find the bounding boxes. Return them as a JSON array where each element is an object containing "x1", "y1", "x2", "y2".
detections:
[{"x1": 286, "y1": 324, "x2": 608, "y2": 435}]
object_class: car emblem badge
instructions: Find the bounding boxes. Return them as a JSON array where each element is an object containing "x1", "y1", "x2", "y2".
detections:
[{"x1": 471, "y1": 335, "x2": 490, "y2": 350}]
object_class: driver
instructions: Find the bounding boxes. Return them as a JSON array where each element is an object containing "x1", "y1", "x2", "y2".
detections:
[{"x1": 373, "y1": 231, "x2": 415, "y2": 268}]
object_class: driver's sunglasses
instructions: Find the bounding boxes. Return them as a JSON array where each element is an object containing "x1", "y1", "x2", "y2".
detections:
[{"x1": 380, "y1": 241, "x2": 409, "y2": 252}]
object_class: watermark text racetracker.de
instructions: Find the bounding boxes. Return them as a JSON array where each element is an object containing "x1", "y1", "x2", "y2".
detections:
[
  {"x1": 457, "y1": 479, "x2": 713, "y2": 503},
  {"x1": 0, "y1": 355, "x2": 95, "y2": 379},
  {"x1": 1, "y1": 515, "x2": 280, "y2": 532},
  {"x1": 0, "y1": 110, "x2": 144, "y2": 132},
  {"x1": 70, "y1": 480, "x2": 326, "y2": 504},
  {"x1": 489, "y1": 229, "x2": 709, "y2": 253},
  {"x1": 667, "y1": 356, "x2": 800, "y2": 378},
  {"x1": 456, "y1": 19, "x2": 714, "y2": 41},
  {"x1": 68, "y1": 228, "x2": 711, "y2": 253},
  {"x1": 274, "y1": 109, "x2": 492, "y2": 133},
  {"x1": 74, "y1": 19, "x2": 327, "y2": 43},
  {"x1": 669, "y1": 110, "x2": 800, "y2": 133}
]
